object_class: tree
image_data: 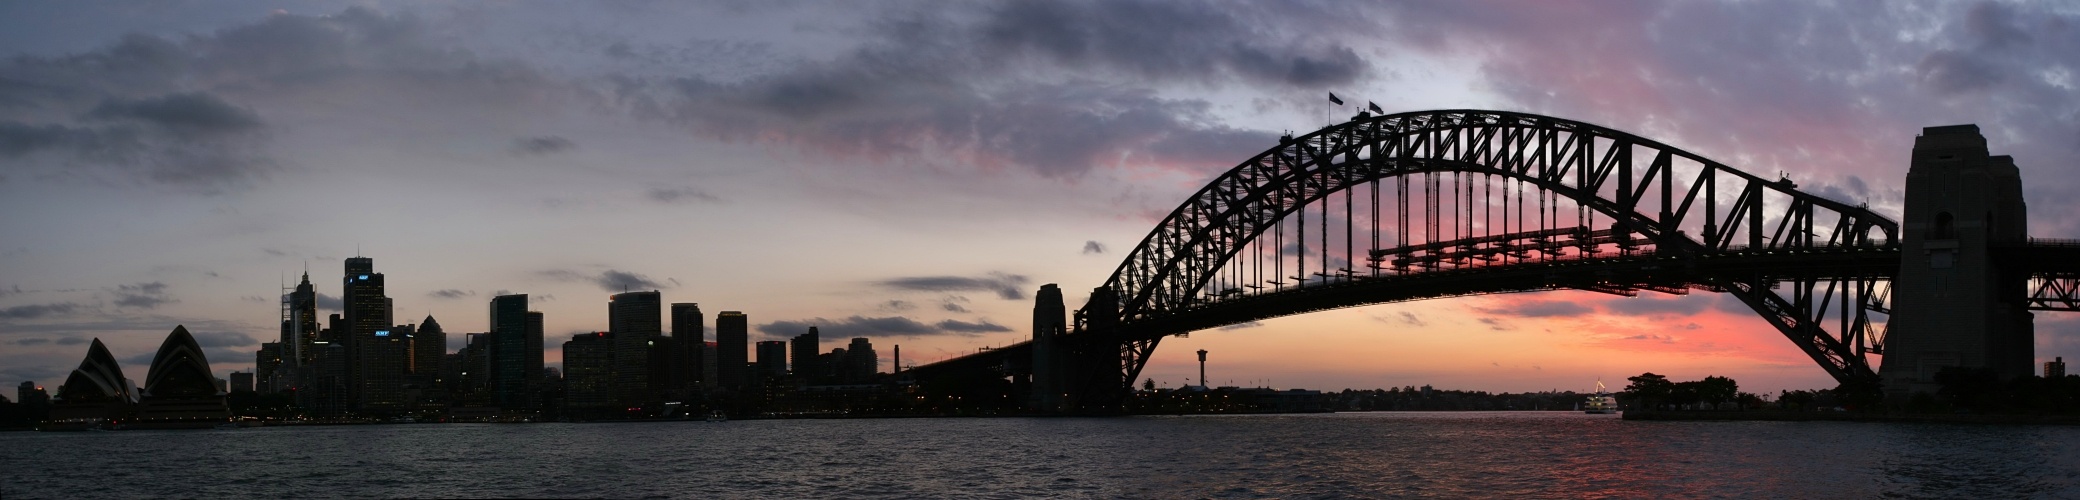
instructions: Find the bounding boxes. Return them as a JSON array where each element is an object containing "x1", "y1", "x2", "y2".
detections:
[
  {"x1": 1696, "y1": 376, "x2": 1738, "y2": 406},
  {"x1": 1143, "y1": 378, "x2": 1156, "y2": 392},
  {"x1": 1624, "y1": 373, "x2": 1674, "y2": 410}
]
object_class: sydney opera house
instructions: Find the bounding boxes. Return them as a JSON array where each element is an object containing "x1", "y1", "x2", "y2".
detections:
[{"x1": 46, "y1": 326, "x2": 229, "y2": 430}]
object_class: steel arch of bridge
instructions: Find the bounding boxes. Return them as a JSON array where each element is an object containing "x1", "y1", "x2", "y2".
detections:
[{"x1": 1077, "y1": 109, "x2": 1902, "y2": 397}]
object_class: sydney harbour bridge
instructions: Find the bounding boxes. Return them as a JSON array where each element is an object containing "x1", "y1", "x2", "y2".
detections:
[{"x1": 908, "y1": 109, "x2": 2080, "y2": 412}]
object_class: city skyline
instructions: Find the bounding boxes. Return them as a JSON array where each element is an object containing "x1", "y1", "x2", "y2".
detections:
[{"x1": 6, "y1": 1, "x2": 2080, "y2": 397}]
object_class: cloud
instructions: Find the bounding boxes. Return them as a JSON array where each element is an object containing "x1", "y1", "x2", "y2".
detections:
[
  {"x1": 646, "y1": 186, "x2": 721, "y2": 204},
  {"x1": 1604, "y1": 296, "x2": 1710, "y2": 317},
  {"x1": 427, "y1": 289, "x2": 475, "y2": 299},
  {"x1": 1376, "y1": 311, "x2": 1425, "y2": 327},
  {"x1": 55, "y1": 337, "x2": 88, "y2": 345},
  {"x1": 935, "y1": 319, "x2": 1012, "y2": 333},
  {"x1": 1477, "y1": 300, "x2": 1592, "y2": 318},
  {"x1": 879, "y1": 300, "x2": 915, "y2": 312},
  {"x1": 113, "y1": 282, "x2": 175, "y2": 309},
  {"x1": 1477, "y1": 317, "x2": 1513, "y2": 331},
  {"x1": 1082, "y1": 241, "x2": 1106, "y2": 254},
  {"x1": 756, "y1": 315, "x2": 945, "y2": 338},
  {"x1": 188, "y1": 330, "x2": 258, "y2": 348},
  {"x1": 941, "y1": 299, "x2": 970, "y2": 313},
  {"x1": 0, "y1": 303, "x2": 82, "y2": 319},
  {"x1": 12, "y1": 338, "x2": 51, "y2": 346},
  {"x1": 1217, "y1": 321, "x2": 1263, "y2": 331},
  {"x1": 877, "y1": 272, "x2": 1030, "y2": 300},
  {"x1": 541, "y1": 269, "x2": 667, "y2": 292},
  {"x1": 512, "y1": 136, "x2": 575, "y2": 155},
  {"x1": 86, "y1": 92, "x2": 262, "y2": 136}
]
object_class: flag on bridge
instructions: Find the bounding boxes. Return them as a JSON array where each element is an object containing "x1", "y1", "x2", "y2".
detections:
[
  {"x1": 1328, "y1": 93, "x2": 1344, "y2": 105},
  {"x1": 1368, "y1": 101, "x2": 1384, "y2": 114}
]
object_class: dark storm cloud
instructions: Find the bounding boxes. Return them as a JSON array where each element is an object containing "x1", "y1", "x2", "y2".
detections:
[
  {"x1": 427, "y1": 289, "x2": 475, "y2": 299},
  {"x1": 0, "y1": 302, "x2": 82, "y2": 319},
  {"x1": 635, "y1": 1, "x2": 1351, "y2": 178},
  {"x1": 1082, "y1": 241, "x2": 1106, "y2": 255},
  {"x1": 934, "y1": 319, "x2": 1011, "y2": 333},
  {"x1": 85, "y1": 92, "x2": 261, "y2": 136},
  {"x1": 877, "y1": 273, "x2": 1029, "y2": 300},
  {"x1": 188, "y1": 330, "x2": 258, "y2": 348},
  {"x1": 0, "y1": 7, "x2": 565, "y2": 192},
  {"x1": 512, "y1": 136, "x2": 575, "y2": 155},
  {"x1": 112, "y1": 282, "x2": 175, "y2": 309},
  {"x1": 756, "y1": 315, "x2": 952, "y2": 338},
  {"x1": 646, "y1": 186, "x2": 721, "y2": 204},
  {"x1": 941, "y1": 296, "x2": 971, "y2": 313},
  {"x1": 541, "y1": 269, "x2": 667, "y2": 292}
]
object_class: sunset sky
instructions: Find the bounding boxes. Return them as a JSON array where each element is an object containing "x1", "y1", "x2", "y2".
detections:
[{"x1": 4, "y1": 1, "x2": 2078, "y2": 397}]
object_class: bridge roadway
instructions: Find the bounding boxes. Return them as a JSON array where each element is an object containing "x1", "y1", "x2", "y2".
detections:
[{"x1": 906, "y1": 242, "x2": 2080, "y2": 382}]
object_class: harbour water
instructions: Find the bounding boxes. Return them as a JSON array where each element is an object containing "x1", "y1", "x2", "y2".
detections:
[{"x1": 4, "y1": 412, "x2": 2077, "y2": 498}]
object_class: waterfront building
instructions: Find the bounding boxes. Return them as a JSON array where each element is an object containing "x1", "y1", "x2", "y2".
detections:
[
  {"x1": 2051, "y1": 357, "x2": 2068, "y2": 378},
  {"x1": 756, "y1": 341, "x2": 789, "y2": 378},
  {"x1": 136, "y1": 326, "x2": 230, "y2": 428},
  {"x1": 489, "y1": 294, "x2": 542, "y2": 411},
  {"x1": 647, "y1": 335, "x2": 682, "y2": 404},
  {"x1": 670, "y1": 303, "x2": 704, "y2": 394},
  {"x1": 716, "y1": 311, "x2": 748, "y2": 390},
  {"x1": 608, "y1": 291, "x2": 662, "y2": 407},
  {"x1": 284, "y1": 272, "x2": 321, "y2": 367},
  {"x1": 359, "y1": 323, "x2": 413, "y2": 412},
  {"x1": 304, "y1": 341, "x2": 350, "y2": 416},
  {"x1": 701, "y1": 341, "x2": 719, "y2": 390},
  {"x1": 844, "y1": 337, "x2": 878, "y2": 383},
  {"x1": 791, "y1": 327, "x2": 821, "y2": 381},
  {"x1": 255, "y1": 342, "x2": 284, "y2": 393},
  {"x1": 413, "y1": 315, "x2": 445, "y2": 377},
  {"x1": 563, "y1": 332, "x2": 613, "y2": 410},
  {"x1": 343, "y1": 257, "x2": 392, "y2": 411},
  {"x1": 49, "y1": 339, "x2": 134, "y2": 425},
  {"x1": 229, "y1": 372, "x2": 255, "y2": 393}
]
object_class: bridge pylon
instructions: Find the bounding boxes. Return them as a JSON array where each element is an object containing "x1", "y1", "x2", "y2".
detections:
[{"x1": 1879, "y1": 124, "x2": 2035, "y2": 398}]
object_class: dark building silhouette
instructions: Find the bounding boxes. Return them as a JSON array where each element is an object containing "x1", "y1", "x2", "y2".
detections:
[
  {"x1": 343, "y1": 257, "x2": 392, "y2": 412},
  {"x1": 1881, "y1": 125, "x2": 2035, "y2": 398},
  {"x1": 360, "y1": 323, "x2": 412, "y2": 412},
  {"x1": 135, "y1": 326, "x2": 230, "y2": 428},
  {"x1": 844, "y1": 337, "x2": 877, "y2": 383},
  {"x1": 756, "y1": 341, "x2": 788, "y2": 378},
  {"x1": 16, "y1": 381, "x2": 50, "y2": 423},
  {"x1": 670, "y1": 303, "x2": 704, "y2": 394},
  {"x1": 1030, "y1": 284, "x2": 1067, "y2": 410},
  {"x1": 255, "y1": 342, "x2": 284, "y2": 393},
  {"x1": 413, "y1": 315, "x2": 445, "y2": 377},
  {"x1": 49, "y1": 339, "x2": 134, "y2": 426},
  {"x1": 305, "y1": 341, "x2": 349, "y2": 416},
  {"x1": 608, "y1": 291, "x2": 661, "y2": 407},
  {"x1": 2051, "y1": 357, "x2": 2068, "y2": 378},
  {"x1": 563, "y1": 332, "x2": 613, "y2": 410},
  {"x1": 283, "y1": 271, "x2": 320, "y2": 367},
  {"x1": 647, "y1": 336, "x2": 681, "y2": 404},
  {"x1": 229, "y1": 372, "x2": 254, "y2": 393},
  {"x1": 489, "y1": 294, "x2": 542, "y2": 411},
  {"x1": 716, "y1": 311, "x2": 748, "y2": 390},
  {"x1": 701, "y1": 341, "x2": 719, "y2": 390},
  {"x1": 791, "y1": 327, "x2": 821, "y2": 380}
]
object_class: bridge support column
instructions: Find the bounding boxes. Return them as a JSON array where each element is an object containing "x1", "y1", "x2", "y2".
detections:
[
  {"x1": 1879, "y1": 124, "x2": 2034, "y2": 399},
  {"x1": 1029, "y1": 284, "x2": 1067, "y2": 411}
]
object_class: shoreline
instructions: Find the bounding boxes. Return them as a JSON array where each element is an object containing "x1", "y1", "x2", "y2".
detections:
[{"x1": 1622, "y1": 409, "x2": 2080, "y2": 425}]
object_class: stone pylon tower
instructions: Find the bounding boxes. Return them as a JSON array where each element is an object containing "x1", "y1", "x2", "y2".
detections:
[
  {"x1": 1029, "y1": 284, "x2": 1067, "y2": 411},
  {"x1": 1879, "y1": 124, "x2": 2034, "y2": 398}
]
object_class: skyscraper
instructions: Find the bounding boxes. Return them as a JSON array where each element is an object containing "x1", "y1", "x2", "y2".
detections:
[
  {"x1": 670, "y1": 303, "x2": 704, "y2": 393},
  {"x1": 756, "y1": 340, "x2": 789, "y2": 377},
  {"x1": 283, "y1": 272, "x2": 320, "y2": 367},
  {"x1": 563, "y1": 332, "x2": 613, "y2": 410},
  {"x1": 343, "y1": 257, "x2": 392, "y2": 413},
  {"x1": 608, "y1": 291, "x2": 662, "y2": 407},
  {"x1": 844, "y1": 337, "x2": 877, "y2": 383},
  {"x1": 790, "y1": 327, "x2": 820, "y2": 380},
  {"x1": 413, "y1": 315, "x2": 445, "y2": 377},
  {"x1": 360, "y1": 324, "x2": 412, "y2": 412},
  {"x1": 255, "y1": 342, "x2": 283, "y2": 393},
  {"x1": 488, "y1": 294, "x2": 541, "y2": 411},
  {"x1": 716, "y1": 311, "x2": 748, "y2": 390}
]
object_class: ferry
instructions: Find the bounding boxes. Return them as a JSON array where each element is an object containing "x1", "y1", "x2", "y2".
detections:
[{"x1": 1584, "y1": 380, "x2": 1619, "y2": 414}]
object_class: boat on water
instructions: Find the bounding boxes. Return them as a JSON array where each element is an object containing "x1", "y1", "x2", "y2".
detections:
[
  {"x1": 705, "y1": 411, "x2": 728, "y2": 422},
  {"x1": 1584, "y1": 380, "x2": 1619, "y2": 414}
]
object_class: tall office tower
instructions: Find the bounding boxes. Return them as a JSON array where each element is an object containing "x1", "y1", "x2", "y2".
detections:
[
  {"x1": 489, "y1": 294, "x2": 540, "y2": 410},
  {"x1": 1029, "y1": 284, "x2": 1067, "y2": 410},
  {"x1": 255, "y1": 342, "x2": 283, "y2": 393},
  {"x1": 305, "y1": 341, "x2": 349, "y2": 416},
  {"x1": 562, "y1": 332, "x2": 613, "y2": 410},
  {"x1": 701, "y1": 341, "x2": 719, "y2": 390},
  {"x1": 1880, "y1": 125, "x2": 2035, "y2": 398},
  {"x1": 525, "y1": 311, "x2": 545, "y2": 408},
  {"x1": 716, "y1": 311, "x2": 748, "y2": 390},
  {"x1": 790, "y1": 327, "x2": 821, "y2": 380},
  {"x1": 412, "y1": 315, "x2": 444, "y2": 376},
  {"x1": 2050, "y1": 357, "x2": 2068, "y2": 378},
  {"x1": 756, "y1": 341, "x2": 789, "y2": 377},
  {"x1": 670, "y1": 303, "x2": 705, "y2": 392},
  {"x1": 454, "y1": 332, "x2": 493, "y2": 406},
  {"x1": 359, "y1": 324, "x2": 412, "y2": 412},
  {"x1": 844, "y1": 337, "x2": 877, "y2": 383},
  {"x1": 342, "y1": 257, "x2": 390, "y2": 411},
  {"x1": 229, "y1": 372, "x2": 255, "y2": 393},
  {"x1": 647, "y1": 336, "x2": 681, "y2": 402},
  {"x1": 608, "y1": 291, "x2": 662, "y2": 407},
  {"x1": 283, "y1": 272, "x2": 321, "y2": 367}
]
